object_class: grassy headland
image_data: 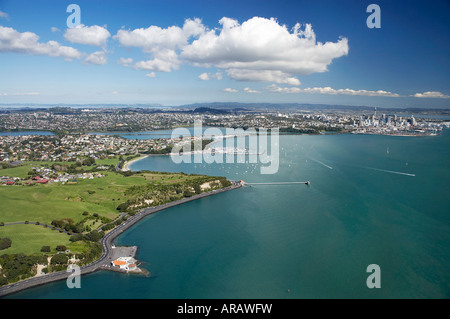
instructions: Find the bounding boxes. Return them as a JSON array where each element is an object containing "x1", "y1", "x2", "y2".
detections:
[{"x1": 0, "y1": 158, "x2": 231, "y2": 286}]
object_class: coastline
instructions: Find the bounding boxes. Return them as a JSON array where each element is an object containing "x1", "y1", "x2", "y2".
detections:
[
  {"x1": 119, "y1": 138, "x2": 222, "y2": 171},
  {"x1": 121, "y1": 155, "x2": 149, "y2": 171},
  {"x1": 0, "y1": 180, "x2": 242, "y2": 298}
]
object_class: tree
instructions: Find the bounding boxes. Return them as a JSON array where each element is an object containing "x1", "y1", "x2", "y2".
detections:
[
  {"x1": 84, "y1": 230, "x2": 104, "y2": 242},
  {"x1": 40, "y1": 246, "x2": 50, "y2": 253},
  {"x1": 83, "y1": 158, "x2": 95, "y2": 166},
  {"x1": 51, "y1": 254, "x2": 68, "y2": 265},
  {"x1": 0, "y1": 238, "x2": 12, "y2": 250},
  {"x1": 56, "y1": 245, "x2": 67, "y2": 251},
  {"x1": 0, "y1": 276, "x2": 8, "y2": 286},
  {"x1": 193, "y1": 184, "x2": 201, "y2": 194},
  {"x1": 70, "y1": 234, "x2": 84, "y2": 242},
  {"x1": 116, "y1": 202, "x2": 129, "y2": 212},
  {"x1": 183, "y1": 189, "x2": 194, "y2": 197}
]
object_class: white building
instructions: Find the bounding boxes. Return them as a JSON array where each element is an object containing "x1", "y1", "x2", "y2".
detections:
[{"x1": 111, "y1": 257, "x2": 137, "y2": 271}]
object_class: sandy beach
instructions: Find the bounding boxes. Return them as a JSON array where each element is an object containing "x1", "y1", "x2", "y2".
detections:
[{"x1": 122, "y1": 155, "x2": 149, "y2": 171}]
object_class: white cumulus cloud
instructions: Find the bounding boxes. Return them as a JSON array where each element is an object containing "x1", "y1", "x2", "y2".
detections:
[
  {"x1": 0, "y1": 25, "x2": 82, "y2": 60},
  {"x1": 223, "y1": 88, "x2": 238, "y2": 93},
  {"x1": 181, "y1": 17, "x2": 348, "y2": 84},
  {"x1": 413, "y1": 91, "x2": 450, "y2": 99},
  {"x1": 84, "y1": 51, "x2": 107, "y2": 65},
  {"x1": 117, "y1": 57, "x2": 133, "y2": 66},
  {"x1": 115, "y1": 18, "x2": 204, "y2": 74},
  {"x1": 134, "y1": 49, "x2": 180, "y2": 72},
  {"x1": 226, "y1": 69, "x2": 300, "y2": 85},
  {"x1": 244, "y1": 87, "x2": 261, "y2": 94},
  {"x1": 114, "y1": 16, "x2": 347, "y2": 83},
  {"x1": 198, "y1": 72, "x2": 222, "y2": 81},
  {"x1": 115, "y1": 18, "x2": 204, "y2": 52},
  {"x1": 267, "y1": 84, "x2": 400, "y2": 97},
  {"x1": 64, "y1": 24, "x2": 111, "y2": 46}
]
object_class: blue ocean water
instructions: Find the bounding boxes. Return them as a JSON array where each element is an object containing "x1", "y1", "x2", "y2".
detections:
[{"x1": 7, "y1": 130, "x2": 450, "y2": 299}]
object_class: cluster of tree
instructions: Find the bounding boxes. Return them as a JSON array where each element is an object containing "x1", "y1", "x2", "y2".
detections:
[
  {"x1": 0, "y1": 238, "x2": 12, "y2": 250},
  {"x1": 145, "y1": 145, "x2": 173, "y2": 154},
  {"x1": 40, "y1": 246, "x2": 50, "y2": 252},
  {"x1": 69, "y1": 230, "x2": 105, "y2": 243},
  {"x1": 83, "y1": 213, "x2": 112, "y2": 226},
  {"x1": 0, "y1": 254, "x2": 47, "y2": 286},
  {"x1": 321, "y1": 126, "x2": 345, "y2": 132},
  {"x1": 183, "y1": 189, "x2": 195, "y2": 197},
  {"x1": 119, "y1": 170, "x2": 134, "y2": 177},
  {"x1": 116, "y1": 201, "x2": 130, "y2": 212},
  {"x1": 43, "y1": 242, "x2": 102, "y2": 273},
  {"x1": 78, "y1": 242, "x2": 102, "y2": 264},
  {"x1": 52, "y1": 129, "x2": 68, "y2": 139},
  {"x1": 50, "y1": 253, "x2": 68, "y2": 266},
  {"x1": 82, "y1": 157, "x2": 95, "y2": 166},
  {"x1": 173, "y1": 138, "x2": 212, "y2": 154},
  {"x1": 51, "y1": 213, "x2": 112, "y2": 234},
  {"x1": 117, "y1": 175, "x2": 231, "y2": 212},
  {"x1": 51, "y1": 164, "x2": 69, "y2": 172},
  {"x1": 39, "y1": 245, "x2": 67, "y2": 253},
  {"x1": 277, "y1": 126, "x2": 345, "y2": 134},
  {"x1": 194, "y1": 138, "x2": 213, "y2": 151},
  {"x1": 101, "y1": 216, "x2": 128, "y2": 231},
  {"x1": 51, "y1": 218, "x2": 84, "y2": 234}
]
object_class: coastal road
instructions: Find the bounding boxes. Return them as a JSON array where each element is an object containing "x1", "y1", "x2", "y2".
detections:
[{"x1": 0, "y1": 181, "x2": 242, "y2": 298}]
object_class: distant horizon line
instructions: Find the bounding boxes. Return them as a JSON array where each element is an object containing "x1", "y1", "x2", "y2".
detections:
[{"x1": 0, "y1": 102, "x2": 449, "y2": 111}]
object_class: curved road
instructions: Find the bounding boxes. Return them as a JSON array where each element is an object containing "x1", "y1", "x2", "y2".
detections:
[{"x1": 0, "y1": 181, "x2": 242, "y2": 298}]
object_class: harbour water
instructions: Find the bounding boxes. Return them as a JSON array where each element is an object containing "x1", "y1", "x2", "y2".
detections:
[{"x1": 6, "y1": 130, "x2": 450, "y2": 298}]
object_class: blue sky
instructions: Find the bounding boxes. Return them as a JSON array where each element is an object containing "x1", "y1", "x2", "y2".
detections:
[{"x1": 0, "y1": 0, "x2": 449, "y2": 108}]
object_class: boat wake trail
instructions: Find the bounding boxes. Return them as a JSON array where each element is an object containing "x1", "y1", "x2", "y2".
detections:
[
  {"x1": 246, "y1": 181, "x2": 310, "y2": 185},
  {"x1": 309, "y1": 158, "x2": 333, "y2": 169},
  {"x1": 361, "y1": 166, "x2": 416, "y2": 177}
]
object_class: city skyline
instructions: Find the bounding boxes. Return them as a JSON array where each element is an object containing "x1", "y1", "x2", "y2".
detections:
[{"x1": 0, "y1": 0, "x2": 449, "y2": 108}]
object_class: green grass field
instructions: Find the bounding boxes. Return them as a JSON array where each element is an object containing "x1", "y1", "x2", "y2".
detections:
[
  {"x1": 95, "y1": 157, "x2": 120, "y2": 166},
  {"x1": 0, "y1": 160, "x2": 224, "y2": 255},
  {"x1": 0, "y1": 171, "x2": 192, "y2": 225},
  {"x1": 0, "y1": 224, "x2": 81, "y2": 255}
]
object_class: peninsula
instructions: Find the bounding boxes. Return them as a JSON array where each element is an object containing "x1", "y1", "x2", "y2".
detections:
[{"x1": 0, "y1": 150, "x2": 243, "y2": 296}]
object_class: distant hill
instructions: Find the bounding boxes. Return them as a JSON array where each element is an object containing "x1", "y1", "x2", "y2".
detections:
[
  {"x1": 1, "y1": 102, "x2": 449, "y2": 115},
  {"x1": 193, "y1": 107, "x2": 230, "y2": 114},
  {"x1": 174, "y1": 102, "x2": 450, "y2": 115}
]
